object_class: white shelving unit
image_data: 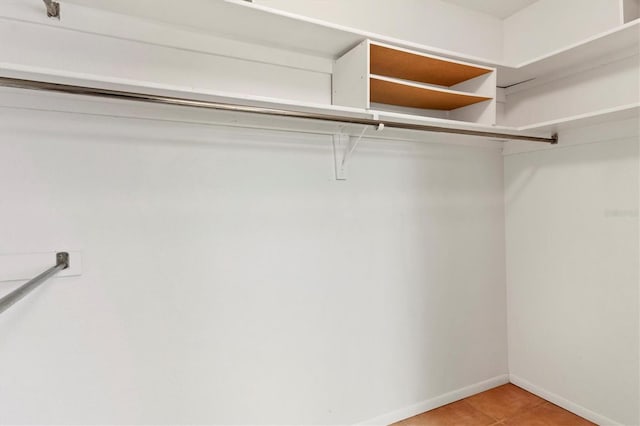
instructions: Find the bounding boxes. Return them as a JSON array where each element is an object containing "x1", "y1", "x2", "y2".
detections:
[
  {"x1": 10, "y1": 0, "x2": 640, "y2": 140},
  {"x1": 63, "y1": 1, "x2": 639, "y2": 80},
  {"x1": 0, "y1": 62, "x2": 543, "y2": 146},
  {"x1": 63, "y1": 0, "x2": 502, "y2": 65},
  {"x1": 333, "y1": 40, "x2": 496, "y2": 125}
]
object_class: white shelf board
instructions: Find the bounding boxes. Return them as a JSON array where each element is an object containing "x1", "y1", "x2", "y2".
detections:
[
  {"x1": 502, "y1": 106, "x2": 639, "y2": 155},
  {"x1": 0, "y1": 62, "x2": 548, "y2": 146},
  {"x1": 4, "y1": 62, "x2": 632, "y2": 144},
  {"x1": 0, "y1": 62, "x2": 370, "y2": 118},
  {"x1": 517, "y1": 103, "x2": 640, "y2": 133},
  {"x1": 63, "y1": 0, "x2": 639, "y2": 89},
  {"x1": 62, "y1": 0, "x2": 500, "y2": 65},
  {"x1": 498, "y1": 20, "x2": 640, "y2": 87}
]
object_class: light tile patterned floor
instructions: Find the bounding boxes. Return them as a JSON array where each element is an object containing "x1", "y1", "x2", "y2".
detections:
[{"x1": 392, "y1": 384, "x2": 595, "y2": 425}]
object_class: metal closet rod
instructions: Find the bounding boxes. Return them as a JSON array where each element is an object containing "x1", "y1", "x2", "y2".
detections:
[
  {"x1": 0, "y1": 76, "x2": 558, "y2": 144},
  {"x1": 0, "y1": 252, "x2": 69, "y2": 315}
]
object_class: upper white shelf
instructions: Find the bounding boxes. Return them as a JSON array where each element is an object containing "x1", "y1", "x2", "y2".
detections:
[
  {"x1": 223, "y1": 4, "x2": 638, "y2": 89},
  {"x1": 62, "y1": 0, "x2": 640, "y2": 88},
  {"x1": 63, "y1": 0, "x2": 499, "y2": 65},
  {"x1": 518, "y1": 103, "x2": 640, "y2": 133},
  {"x1": 4, "y1": 61, "x2": 635, "y2": 147},
  {"x1": 498, "y1": 19, "x2": 640, "y2": 87}
]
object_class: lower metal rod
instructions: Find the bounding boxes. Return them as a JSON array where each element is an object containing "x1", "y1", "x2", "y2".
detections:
[
  {"x1": 0, "y1": 252, "x2": 69, "y2": 315},
  {"x1": 0, "y1": 76, "x2": 557, "y2": 144}
]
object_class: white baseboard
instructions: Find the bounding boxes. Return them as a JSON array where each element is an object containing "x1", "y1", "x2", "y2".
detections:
[
  {"x1": 355, "y1": 374, "x2": 509, "y2": 425},
  {"x1": 509, "y1": 374, "x2": 622, "y2": 426}
]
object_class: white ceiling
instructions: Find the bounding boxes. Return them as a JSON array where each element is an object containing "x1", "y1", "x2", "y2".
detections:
[{"x1": 442, "y1": 0, "x2": 539, "y2": 19}]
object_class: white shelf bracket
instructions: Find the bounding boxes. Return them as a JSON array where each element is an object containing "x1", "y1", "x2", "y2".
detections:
[
  {"x1": 333, "y1": 125, "x2": 383, "y2": 180},
  {"x1": 332, "y1": 133, "x2": 351, "y2": 180},
  {"x1": 333, "y1": 128, "x2": 365, "y2": 180}
]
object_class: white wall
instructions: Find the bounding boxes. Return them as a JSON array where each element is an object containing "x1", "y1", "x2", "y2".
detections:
[
  {"x1": 504, "y1": 0, "x2": 623, "y2": 65},
  {"x1": 0, "y1": 0, "x2": 332, "y2": 105},
  {"x1": 504, "y1": 118, "x2": 640, "y2": 426},
  {"x1": 1, "y1": 1, "x2": 638, "y2": 424},
  {"x1": 257, "y1": 0, "x2": 504, "y2": 62},
  {"x1": 0, "y1": 96, "x2": 508, "y2": 424}
]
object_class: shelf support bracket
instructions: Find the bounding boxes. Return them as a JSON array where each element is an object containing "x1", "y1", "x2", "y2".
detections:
[
  {"x1": 0, "y1": 252, "x2": 69, "y2": 316},
  {"x1": 333, "y1": 124, "x2": 384, "y2": 180},
  {"x1": 333, "y1": 127, "x2": 364, "y2": 180},
  {"x1": 333, "y1": 123, "x2": 384, "y2": 180},
  {"x1": 333, "y1": 133, "x2": 350, "y2": 180}
]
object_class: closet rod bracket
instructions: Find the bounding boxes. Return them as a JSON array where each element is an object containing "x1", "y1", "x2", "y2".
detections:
[
  {"x1": 43, "y1": 0, "x2": 60, "y2": 19},
  {"x1": 0, "y1": 251, "x2": 70, "y2": 316},
  {"x1": 56, "y1": 251, "x2": 70, "y2": 269}
]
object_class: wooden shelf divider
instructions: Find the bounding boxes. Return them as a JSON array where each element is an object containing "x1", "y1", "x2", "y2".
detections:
[{"x1": 370, "y1": 75, "x2": 492, "y2": 110}]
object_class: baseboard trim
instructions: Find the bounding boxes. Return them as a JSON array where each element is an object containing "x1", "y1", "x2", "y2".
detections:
[
  {"x1": 509, "y1": 374, "x2": 622, "y2": 426},
  {"x1": 355, "y1": 374, "x2": 509, "y2": 425}
]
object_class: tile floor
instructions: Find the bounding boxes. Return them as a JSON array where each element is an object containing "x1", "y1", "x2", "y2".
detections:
[{"x1": 392, "y1": 384, "x2": 596, "y2": 425}]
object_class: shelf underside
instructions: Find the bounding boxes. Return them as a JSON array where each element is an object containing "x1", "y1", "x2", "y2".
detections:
[
  {"x1": 370, "y1": 43, "x2": 493, "y2": 87},
  {"x1": 370, "y1": 76, "x2": 492, "y2": 110}
]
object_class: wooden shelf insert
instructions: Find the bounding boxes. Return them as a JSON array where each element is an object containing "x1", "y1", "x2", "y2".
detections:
[
  {"x1": 370, "y1": 75, "x2": 491, "y2": 110},
  {"x1": 370, "y1": 42, "x2": 493, "y2": 87}
]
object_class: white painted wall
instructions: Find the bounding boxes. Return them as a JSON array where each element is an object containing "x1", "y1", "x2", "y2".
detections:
[
  {"x1": 504, "y1": 118, "x2": 640, "y2": 426},
  {"x1": 0, "y1": 97, "x2": 508, "y2": 424},
  {"x1": 0, "y1": 0, "x2": 332, "y2": 105},
  {"x1": 0, "y1": 1, "x2": 638, "y2": 424},
  {"x1": 257, "y1": 0, "x2": 504, "y2": 62},
  {"x1": 504, "y1": 0, "x2": 623, "y2": 65}
]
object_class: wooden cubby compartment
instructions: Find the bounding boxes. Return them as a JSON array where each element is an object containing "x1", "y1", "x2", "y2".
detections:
[
  {"x1": 370, "y1": 75, "x2": 492, "y2": 110},
  {"x1": 333, "y1": 40, "x2": 497, "y2": 125}
]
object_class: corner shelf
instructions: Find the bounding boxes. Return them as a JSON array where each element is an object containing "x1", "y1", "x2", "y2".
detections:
[
  {"x1": 498, "y1": 19, "x2": 640, "y2": 86},
  {"x1": 517, "y1": 103, "x2": 640, "y2": 132},
  {"x1": 370, "y1": 75, "x2": 491, "y2": 110}
]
